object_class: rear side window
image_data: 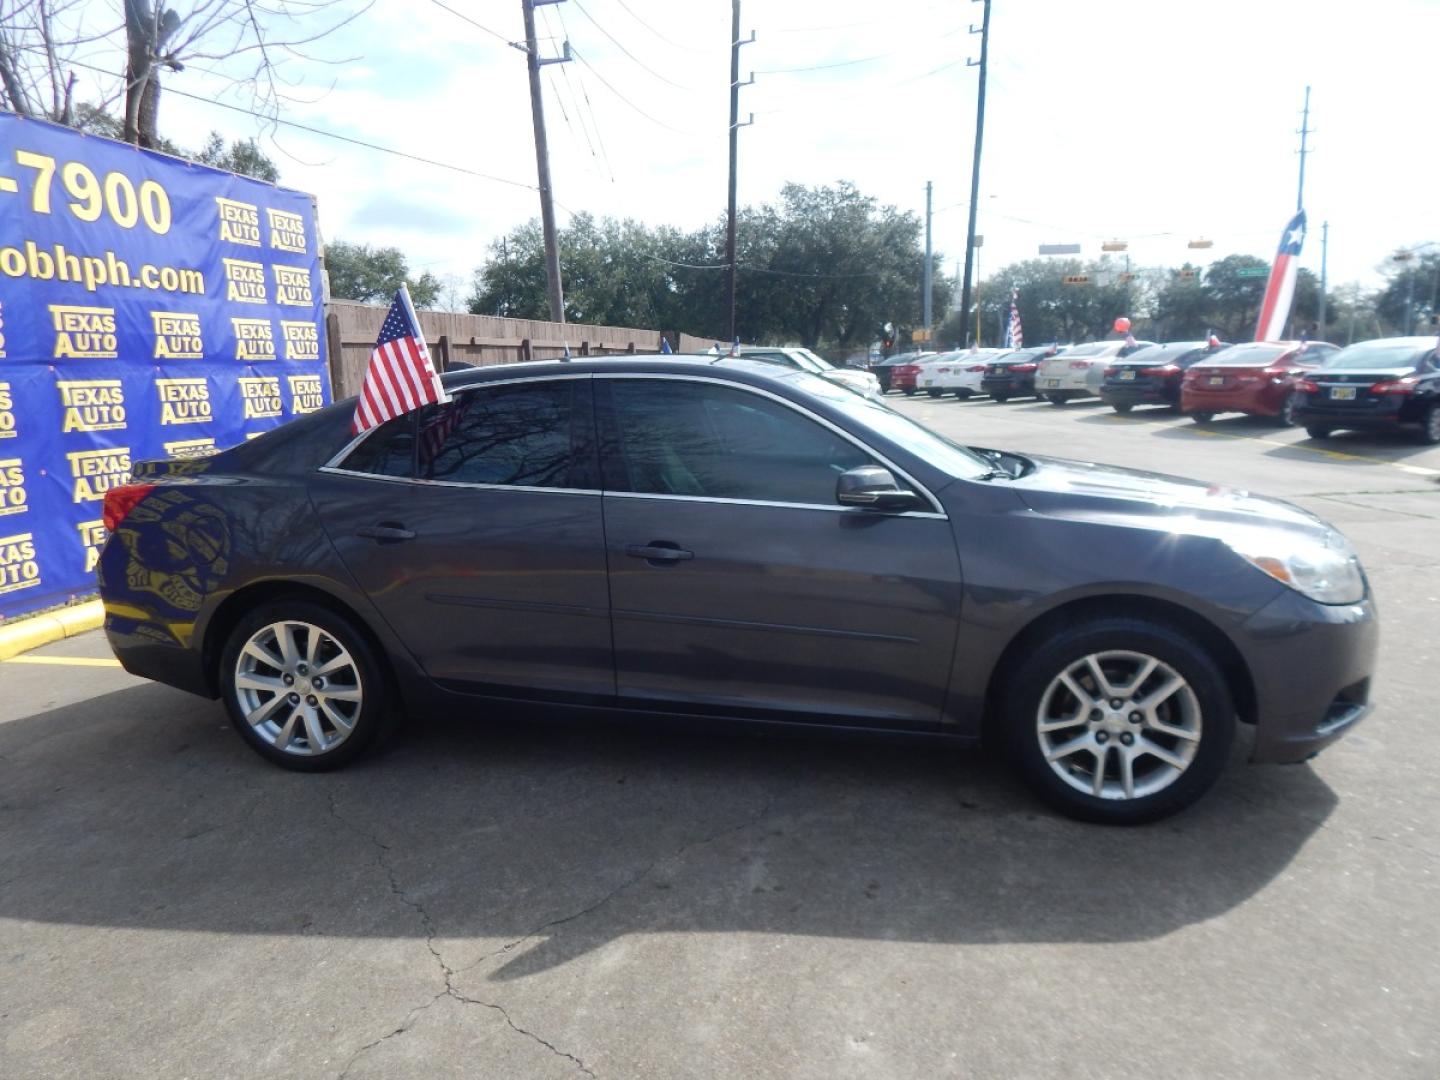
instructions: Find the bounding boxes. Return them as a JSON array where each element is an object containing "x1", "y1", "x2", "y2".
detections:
[
  {"x1": 337, "y1": 413, "x2": 415, "y2": 478},
  {"x1": 418, "y1": 381, "x2": 590, "y2": 489}
]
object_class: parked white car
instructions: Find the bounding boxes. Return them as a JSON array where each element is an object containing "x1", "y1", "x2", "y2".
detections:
[
  {"x1": 1036, "y1": 340, "x2": 1156, "y2": 403},
  {"x1": 921, "y1": 348, "x2": 1008, "y2": 397},
  {"x1": 714, "y1": 346, "x2": 884, "y2": 400}
]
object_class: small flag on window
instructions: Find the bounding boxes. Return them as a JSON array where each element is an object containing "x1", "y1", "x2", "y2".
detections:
[{"x1": 351, "y1": 285, "x2": 449, "y2": 435}]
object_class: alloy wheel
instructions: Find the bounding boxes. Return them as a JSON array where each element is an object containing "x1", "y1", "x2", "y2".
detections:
[
  {"x1": 233, "y1": 620, "x2": 363, "y2": 755},
  {"x1": 1035, "y1": 650, "x2": 1202, "y2": 801}
]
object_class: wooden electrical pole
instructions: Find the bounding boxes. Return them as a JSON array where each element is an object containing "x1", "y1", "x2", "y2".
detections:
[
  {"x1": 958, "y1": 0, "x2": 990, "y2": 347},
  {"x1": 725, "y1": 1, "x2": 754, "y2": 343},
  {"x1": 521, "y1": 0, "x2": 568, "y2": 323}
]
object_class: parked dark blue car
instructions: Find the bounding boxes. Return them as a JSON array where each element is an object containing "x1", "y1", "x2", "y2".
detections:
[{"x1": 98, "y1": 357, "x2": 1377, "y2": 823}]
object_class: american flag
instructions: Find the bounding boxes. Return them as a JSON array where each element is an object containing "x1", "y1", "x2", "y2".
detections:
[
  {"x1": 351, "y1": 285, "x2": 449, "y2": 435},
  {"x1": 1005, "y1": 287, "x2": 1023, "y2": 348},
  {"x1": 1255, "y1": 209, "x2": 1307, "y2": 341}
]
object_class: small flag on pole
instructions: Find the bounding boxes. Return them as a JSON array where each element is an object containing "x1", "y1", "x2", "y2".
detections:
[
  {"x1": 562, "y1": 341, "x2": 572, "y2": 361},
  {"x1": 660, "y1": 337, "x2": 673, "y2": 354},
  {"x1": 1124, "y1": 332, "x2": 1137, "y2": 348},
  {"x1": 1207, "y1": 330, "x2": 1221, "y2": 349},
  {"x1": 729, "y1": 337, "x2": 741, "y2": 357},
  {"x1": 1255, "y1": 209, "x2": 1307, "y2": 342},
  {"x1": 1005, "y1": 286, "x2": 1023, "y2": 349},
  {"x1": 351, "y1": 285, "x2": 449, "y2": 435}
]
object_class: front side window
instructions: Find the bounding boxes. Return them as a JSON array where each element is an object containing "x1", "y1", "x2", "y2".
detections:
[
  {"x1": 418, "y1": 381, "x2": 588, "y2": 488},
  {"x1": 602, "y1": 379, "x2": 876, "y2": 505}
]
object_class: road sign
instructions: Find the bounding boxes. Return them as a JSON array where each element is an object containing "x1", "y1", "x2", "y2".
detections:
[
  {"x1": 1040, "y1": 243, "x2": 1082, "y2": 255},
  {"x1": 1062, "y1": 274, "x2": 1091, "y2": 286},
  {"x1": 1235, "y1": 267, "x2": 1268, "y2": 278},
  {"x1": 1102, "y1": 240, "x2": 1128, "y2": 252},
  {"x1": 1188, "y1": 238, "x2": 1213, "y2": 249},
  {"x1": 1178, "y1": 269, "x2": 1198, "y2": 281},
  {"x1": 911, "y1": 328, "x2": 933, "y2": 342}
]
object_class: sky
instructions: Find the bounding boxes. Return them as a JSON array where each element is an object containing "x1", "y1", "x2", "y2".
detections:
[{"x1": 54, "y1": 0, "x2": 1440, "y2": 306}]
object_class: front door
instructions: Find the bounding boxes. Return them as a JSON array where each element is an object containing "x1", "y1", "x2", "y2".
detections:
[
  {"x1": 596, "y1": 376, "x2": 962, "y2": 729},
  {"x1": 310, "y1": 376, "x2": 614, "y2": 700}
]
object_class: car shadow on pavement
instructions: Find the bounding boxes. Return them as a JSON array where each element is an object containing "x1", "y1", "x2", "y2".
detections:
[
  {"x1": 0, "y1": 682, "x2": 1336, "y2": 981},
  {"x1": 1076, "y1": 408, "x2": 1184, "y2": 426}
]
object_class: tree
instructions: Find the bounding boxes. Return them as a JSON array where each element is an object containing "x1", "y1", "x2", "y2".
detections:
[
  {"x1": 1202, "y1": 254, "x2": 1269, "y2": 340},
  {"x1": 194, "y1": 130, "x2": 278, "y2": 182},
  {"x1": 1373, "y1": 251, "x2": 1440, "y2": 336},
  {"x1": 1153, "y1": 265, "x2": 1214, "y2": 340},
  {"x1": 326, "y1": 241, "x2": 441, "y2": 308}
]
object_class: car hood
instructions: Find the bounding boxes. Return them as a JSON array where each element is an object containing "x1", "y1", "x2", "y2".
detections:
[{"x1": 1007, "y1": 454, "x2": 1328, "y2": 539}]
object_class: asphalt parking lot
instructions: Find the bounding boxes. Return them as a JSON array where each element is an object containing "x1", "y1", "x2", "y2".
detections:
[{"x1": 3, "y1": 394, "x2": 1438, "y2": 1080}]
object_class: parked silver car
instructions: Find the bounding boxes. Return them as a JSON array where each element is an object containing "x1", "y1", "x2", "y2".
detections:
[
  {"x1": 1037, "y1": 340, "x2": 1156, "y2": 403},
  {"x1": 709, "y1": 346, "x2": 883, "y2": 400}
]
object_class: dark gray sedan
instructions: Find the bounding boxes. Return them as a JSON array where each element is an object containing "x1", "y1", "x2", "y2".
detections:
[{"x1": 97, "y1": 357, "x2": 1377, "y2": 823}]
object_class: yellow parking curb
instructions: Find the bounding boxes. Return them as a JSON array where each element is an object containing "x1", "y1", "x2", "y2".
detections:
[{"x1": 0, "y1": 599, "x2": 105, "y2": 661}]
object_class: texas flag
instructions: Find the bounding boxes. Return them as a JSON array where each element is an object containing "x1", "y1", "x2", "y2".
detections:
[{"x1": 1255, "y1": 210, "x2": 1307, "y2": 342}]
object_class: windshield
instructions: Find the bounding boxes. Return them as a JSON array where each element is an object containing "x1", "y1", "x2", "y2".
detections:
[
  {"x1": 785, "y1": 371, "x2": 992, "y2": 479},
  {"x1": 1200, "y1": 344, "x2": 1287, "y2": 367},
  {"x1": 1062, "y1": 343, "x2": 1109, "y2": 357},
  {"x1": 1322, "y1": 341, "x2": 1433, "y2": 371},
  {"x1": 1116, "y1": 342, "x2": 1205, "y2": 365}
]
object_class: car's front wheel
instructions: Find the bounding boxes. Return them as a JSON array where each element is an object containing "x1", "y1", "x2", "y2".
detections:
[
  {"x1": 991, "y1": 393, "x2": 1009, "y2": 403},
  {"x1": 1112, "y1": 403, "x2": 1133, "y2": 414},
  {"x1": 1190, "y1": 411, "x2": 1214, "y2": 424},
  {"x1": 1000, "y1": 617, "x2": 1235, "y2": 824},
  {"x1": 903, "y1": 387, "x2": 917, "y2": 396},
  {"x1": 1276, "y1": 392, "x2": 1300, "y2": 427},
  {"x1": 927, "y1": 388, "x2": 943, "y2": 398},
  {"x1": 219, "y1": 599, "x2": 394, "y2": 771},
  {"x1": 1305, "y1": 424, "x2": 1332, "y2": 440},
  {"x1": 1044, "y1": 393, "x2": 1067, "y2": 405}
]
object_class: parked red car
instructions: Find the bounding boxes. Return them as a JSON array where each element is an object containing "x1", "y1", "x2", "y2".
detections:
[
  {"x1": 1180, "y1": 340, "x2": 1339, "y2": 426},
  {"x1": 887, "y1": 359, "x2": 927, "y2": 395}
]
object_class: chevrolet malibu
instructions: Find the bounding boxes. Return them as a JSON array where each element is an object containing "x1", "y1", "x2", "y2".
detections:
[{"x1": 97, "y1": 357, "x2": 1377, "y2": 824}]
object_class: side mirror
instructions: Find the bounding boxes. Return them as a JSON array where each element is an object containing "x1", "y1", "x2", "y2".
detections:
[{"x1": 836, "y1": 465, "x2": 924, "y2": 511}]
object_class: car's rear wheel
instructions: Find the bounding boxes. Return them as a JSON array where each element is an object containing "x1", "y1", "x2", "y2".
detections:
[
  {"x1": 1190, "y1": 411, "x2": 1213, "y2": 424},
  {"x1": 992, "y1": 393, "x2": 1009, "y2": 403},
  {"x1": 1000, "y1": 617, "x2": 1235, "y2": 824},
  {"x1": 1420, "y1": 404, "x2": 1440, "y2": 445},
  {"x1": 903, "y1": 387, "x2": 917, "y2": 396},
  {"x1": 1112, "y1": 403, "x2": 1133, "y2": 414},
  {"x1": 1276, "y1": 392, "x2": 1300, "y2": 427},
  {"x1": 954, "y1": 389, "x2": 973, "y2": 399},
  {"x1": 219, "y1": 599, "x2": 394, "y2": 771},
  {"x1": 1305, "y1": 424, "x2": 1332, "y2": 439},
  {"x1": 927, "y1": 388, "x2": 943, "y2": 398},
  {"x1": 1044, "y1": 393, "x2": 1067, "y2": 405}
]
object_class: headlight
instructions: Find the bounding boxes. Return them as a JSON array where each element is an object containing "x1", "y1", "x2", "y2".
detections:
[{"x1": 1225, "y1": 529, "x2": 1365, "y2": 605}]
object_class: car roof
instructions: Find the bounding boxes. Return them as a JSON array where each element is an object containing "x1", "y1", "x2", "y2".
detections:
[{"x1": 439, "y1": 354, "x2": 801, "y2": 391}]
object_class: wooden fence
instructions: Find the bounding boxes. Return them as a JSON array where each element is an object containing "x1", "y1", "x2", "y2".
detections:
[{"x1": 325, "y1": 301, "x2": 714, "y2": 398}]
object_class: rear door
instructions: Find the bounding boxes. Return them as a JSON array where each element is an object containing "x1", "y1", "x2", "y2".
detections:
[
  {"x1": 310, "y1": 376, "x2": 614, "y2": 700},
  {"x1": 595, "y1": 375, "x2": 962, "y2": 729}
]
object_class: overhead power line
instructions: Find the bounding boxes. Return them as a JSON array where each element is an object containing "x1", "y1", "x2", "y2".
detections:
[
  {"x1": 610, "y1": 0, "x2": 710, "y2": 53},
  {"x1": 569, "y1": 0, "x2": 698, "y2": 91},
  {"x1": 424, "y1": 0, "x2": 514, "y2": 47},
  {"x1": 569, "y1": 44, "x2": 707, "y2": 136},
  {"x1": 30, "y1": 50, "x2": 540, "y2": 192}
]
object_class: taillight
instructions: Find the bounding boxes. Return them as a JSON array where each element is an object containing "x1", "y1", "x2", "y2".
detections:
[
  {"x1": 1011, "y1": 363, "x2": 1038, "y2": 373},
  {"x1": 1104, "y1": 366, "x2": 1119, "y2": 377},
  {"x1": 967, "y1": 364, "x2": 985, "y2": 372},
  {"x1": 1141, "y1": 364, "x2": 1180, "y2": 376},
  {"x1": 1295, "y1": 378, "x2": 1320, "y2": 393},
  {"x1": 1373, "y1": 376, "x2": 1420, "y2": 395},
  {"x1": 102, "y1": 483, "x2": 155, "y2": 532}
]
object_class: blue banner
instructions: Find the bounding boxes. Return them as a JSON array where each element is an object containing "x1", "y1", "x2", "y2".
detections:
[{"x1": 0, "y1": 113, "x2": 331, "y2": 620}]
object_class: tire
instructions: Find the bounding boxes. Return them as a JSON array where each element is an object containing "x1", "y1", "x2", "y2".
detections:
[
  {"x1": 992, "y1": 393, "x2": 1010, "y2": 403},
  {"x1": 903, "y1": 387, "x2": 917, "y2": 396},
  {"x1": 1305, "y1": 425, "x2": 1332, "y2": 440},
  {"x1": 1044, "y1": 393, "x2": 1067, "y2": 405},
  {"x1": 999, "y1": 616, "x2": 1236, "y2": 824},
  {"x1": 1276, "y1": 392, "x2": 1300, "y2": 427},
  {"x1": 1420, "y1": 404, "x2": 1440, "y2": 445},
  {"x1": 219, "y1": 598, "x2": 396, "y2": 772},
  {"x1": 1190, "y1": 411, "x2": 1213, "y2": 425},
  {"x1": 953, "y1": 389, "x2": 973, "y2": 399},
  {"x1": 927, "y1": 388, "x2": 943, "y2": 398},
  {"x1": 1112, "y1": 403, "x2": 1134, "y2": 415}
]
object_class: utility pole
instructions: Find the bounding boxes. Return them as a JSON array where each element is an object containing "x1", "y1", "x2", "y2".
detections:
[
  {"x1": 1318, "y1": 220, "x2": 1329, "y2": 340},
  {"x1": 959, "y1": 0, "x2": 991, "y2": 346},
  {"x1": 923, "y1": 180, "x2": 934, "y2": 331},
  {"x1": 1296, "y1": 85, "x2": 1312, "y2": 212},
  {"x1": 725, "y1": 1, "x2": 755, "y2": 343},
  {"x1": 520, "y1": 0, "x2": 570, "y2": 323}
]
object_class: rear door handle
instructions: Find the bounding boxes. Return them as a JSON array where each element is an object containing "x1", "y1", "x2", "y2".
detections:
[
  {"x1": 626, "y1": 543, "x2": 693, "y2": 563},
  {"x1": 355, "y1": 523, "x2": 416, "y2": 543}
]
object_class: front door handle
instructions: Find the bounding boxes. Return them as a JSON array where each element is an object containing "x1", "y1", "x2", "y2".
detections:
[
  {"x1": 355, "y1": 522, "x2": 416, "y2": 543},
  {"x1": 626, "y1": 542, "x2": 694, "y2": 563}
]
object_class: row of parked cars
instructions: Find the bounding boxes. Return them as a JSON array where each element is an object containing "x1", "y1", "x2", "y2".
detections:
[{"x1": 868, "y1": 336, "x2": 1440, "y2": 442}]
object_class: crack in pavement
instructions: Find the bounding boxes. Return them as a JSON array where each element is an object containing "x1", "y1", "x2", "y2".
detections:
[
  {"x1": 460, "y1": 792, "x2": 780, "y2": 976},
  {"x1": 327, "y1": 791, "x2": 598, "y2": 1079}
]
